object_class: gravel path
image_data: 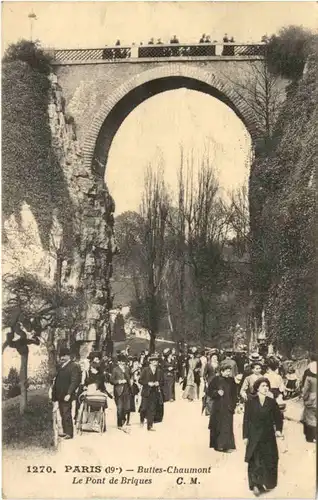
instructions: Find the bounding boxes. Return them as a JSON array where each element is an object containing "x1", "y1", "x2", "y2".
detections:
[{"x1": 3, "y1": 388, "x2": 316, "y2": 499}]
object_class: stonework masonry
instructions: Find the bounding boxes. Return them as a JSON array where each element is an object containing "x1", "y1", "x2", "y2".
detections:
[
  {"x1": 53, "y1": 59, "x2": 272, "y2": 174},
  {"x1": 48, "y1": 73, "x2": 117, "y2": 347}
]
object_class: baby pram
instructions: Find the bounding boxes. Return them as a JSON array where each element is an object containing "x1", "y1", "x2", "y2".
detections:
[{"x1": 76, "y1": 391, "x2": 108, "y2": 434}]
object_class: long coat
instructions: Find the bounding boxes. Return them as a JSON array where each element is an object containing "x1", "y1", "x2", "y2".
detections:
[
  {"x1": 139, "y1": 366, "x2": 164, "y2": 423},
  {"x1": 208, "y1": 375, "x2": 237, "y2": 450},
  {"x1": 52, "y1": 361, "x2": 81, "y2": 402},
  {"x1": 162, "y1": 359, "x2": 176, "y2": 402},
  {"x1": 110, "y1": 365, "x2": 132, "y2": 412},
  {"x1": 243, "y1": 395, "x2": 283, "y2": 490}
]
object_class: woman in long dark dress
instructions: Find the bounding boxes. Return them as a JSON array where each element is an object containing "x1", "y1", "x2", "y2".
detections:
[
  {"x1": 162, "y1": 351, "x2": 176, "y2": 402},
  {"x1": 208, "y1": 362, "x2": 237, "y2": 452},
  {"x1": 243, "y1": 377, "x2": 283, "y2": 497}
]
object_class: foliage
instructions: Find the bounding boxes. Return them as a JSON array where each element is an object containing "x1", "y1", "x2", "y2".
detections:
[
  {"x1": 2, "y1": 43, "x2": 74, "y2": 251},
  {"x1": 28, "y1": 360, "x2": 50, "y2": 386},
  {"x1": 2, "y1": 273, "x2": 78, "y2": 331},
  {"x1": 114, "y1": 152, "x2": 252, "y2": 348},
  {"x1": 265, "y1": 26, "x2": 315, "y2": 81},
  {"x1": 2, "y1": 368, "x2": 21, "y2": 400},
  {"x1": 249, "y1": 45, "x2": 316, "y2": 352},
  {"x1": 2, "y1": 39, "x2": 52, "y2": 75}
]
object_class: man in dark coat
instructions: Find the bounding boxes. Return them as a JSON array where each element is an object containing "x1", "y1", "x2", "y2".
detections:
[
  {"x1": 110, "y1": 354, "x2": 132, "y2": 431},
  {"x1": 139, "y1": 353, "x2": 164, "y2": 431},
  {"x1": 208, "y1": 361, "x2": 237, "y2": 452},
  {"x1": 52, "y1": 347, "x2": 81, "y2": 439}
]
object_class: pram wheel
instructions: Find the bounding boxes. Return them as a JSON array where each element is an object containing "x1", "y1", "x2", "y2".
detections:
[{"x1": 99, "y1": 409, "x2": 106, "y2": 434}]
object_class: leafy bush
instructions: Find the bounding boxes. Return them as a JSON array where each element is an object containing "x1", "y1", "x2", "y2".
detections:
[
  {"x1": 249, "y1": 41, "x2": 316, "y2": 352},
  {"x1": 28, "y1": 360, "x2": 50, "y2": 386},
  {"x1": 266, "y1": 26, "x2": 315, "y2": 80},
  {"x1": 2, "y1": 41, "x2": 74, "y2": 251},
  {"x1": 2, "y1": 367, "x2": 21, "y2": 400},
  {"x1": 2, "y1": 39, "x2": 52, "y2": 74}
]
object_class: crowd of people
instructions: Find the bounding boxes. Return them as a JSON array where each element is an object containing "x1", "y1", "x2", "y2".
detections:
[
  {"x1": 51, "y1": 345, "x2": 316, "y2": 496},
  {"x1": 112, "y1": 34, "x2": 235, "y2": 47},
  {"x1": 101, "y1": 33, "x2": 250, "y2": 59}
]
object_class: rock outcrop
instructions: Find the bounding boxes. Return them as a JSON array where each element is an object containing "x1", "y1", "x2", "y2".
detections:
[{"x1": 47, "y1": 72, "x2": 118, "y2": 350}]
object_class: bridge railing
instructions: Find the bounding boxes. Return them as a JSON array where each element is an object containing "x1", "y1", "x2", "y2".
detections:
[{"x1": 52, "y1": 43, "x2": 265, "y2": 63}]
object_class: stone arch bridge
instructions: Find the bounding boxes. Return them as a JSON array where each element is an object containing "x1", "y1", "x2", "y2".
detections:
[
  {"x1": 50, "y1": 43, "x2": 270, "y2": 348},
  {"x1": 52, "y1": 42, "x2": 267, "y2": 177}
]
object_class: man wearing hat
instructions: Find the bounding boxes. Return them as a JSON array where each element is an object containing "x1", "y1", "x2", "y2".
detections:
[
  {"x1": 110, "y1": 354, "x2": 132, "y2": 431},
  {"x1": 139, "y1": 353, "x2": 164, "y2": 431},
  {"x1": 51, "y1": 347, "x2": 81, "y2": 439}
]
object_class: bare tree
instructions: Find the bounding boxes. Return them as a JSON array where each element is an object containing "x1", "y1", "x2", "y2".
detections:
[
  {"x1": 224, "y1": 60, "x2": 285, "y2": 145},
  {"x1": 226, "y1": 183, "x2": 250, "y2": 256},
  {"x1": 169, "y1": 151, "x2": 232, "y2": 341},
  {"x1": 139, "y1": 163, "x2": 171, "y2": 352}
]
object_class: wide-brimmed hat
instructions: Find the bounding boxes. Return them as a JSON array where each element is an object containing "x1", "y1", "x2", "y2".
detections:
[
  {"x1": 208, "y1": 348, "x2": 219, "y2": 355},
  {"x1": 163, "y1": 348, "x2": 171, "y2": 356}
]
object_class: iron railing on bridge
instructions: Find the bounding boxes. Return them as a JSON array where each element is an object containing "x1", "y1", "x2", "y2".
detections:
[{"x1": 52, "y1": 43, "x2": 265, "y2": 63}]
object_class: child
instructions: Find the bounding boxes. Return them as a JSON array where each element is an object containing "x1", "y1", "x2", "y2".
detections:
[{"x1": 284, "y1": 366, "x2": 299, "y2": 399}]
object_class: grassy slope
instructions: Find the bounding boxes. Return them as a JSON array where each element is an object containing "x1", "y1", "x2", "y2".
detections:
[{"x1": 2, "y1": 388, "x2": 54, "y2": 450}]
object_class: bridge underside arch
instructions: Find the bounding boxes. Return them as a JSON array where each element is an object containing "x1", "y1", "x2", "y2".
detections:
[{"x1": 83, "y1": 64, "x2": 258, "y2": 177}]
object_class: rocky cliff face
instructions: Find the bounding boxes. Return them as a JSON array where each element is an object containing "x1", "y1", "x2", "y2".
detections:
[
  {"x1": 47, "y1": 72, "x2": 118, "y2": 350},
  {"x1": 3, "y1": 65, "x2": 117, "y2": 355}
]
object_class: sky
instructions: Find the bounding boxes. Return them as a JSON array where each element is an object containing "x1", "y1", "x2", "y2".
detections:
[{"x1": 2, "y1": 2, "x2": 317, "y2": 215}]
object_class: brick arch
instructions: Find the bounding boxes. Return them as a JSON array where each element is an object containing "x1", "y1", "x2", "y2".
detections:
[{"x1": 83, "y1": 63, "x2": 258, "y2": 172}]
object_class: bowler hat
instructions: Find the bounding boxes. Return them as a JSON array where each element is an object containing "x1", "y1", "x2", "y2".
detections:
[
  {"x1": 60, "y1": 347, "x2": 70, "y2": 357},
  {"x1": 149, "y1": 352, "x2": 160, "y2": 361}
]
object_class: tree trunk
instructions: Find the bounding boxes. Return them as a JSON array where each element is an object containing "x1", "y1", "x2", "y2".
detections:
[
  {"x1": 19, "y1": 349, "x2": 29, "y2": 415},
  {"x1": 199, "y1": 293, "x2": 208, "y2": 340},
  {"x1": 47, "y1": 328, "x2": 57, "y2": 381},
  {"x1": 149, "y1": 332, "x2": 156, "y2": 354}
]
